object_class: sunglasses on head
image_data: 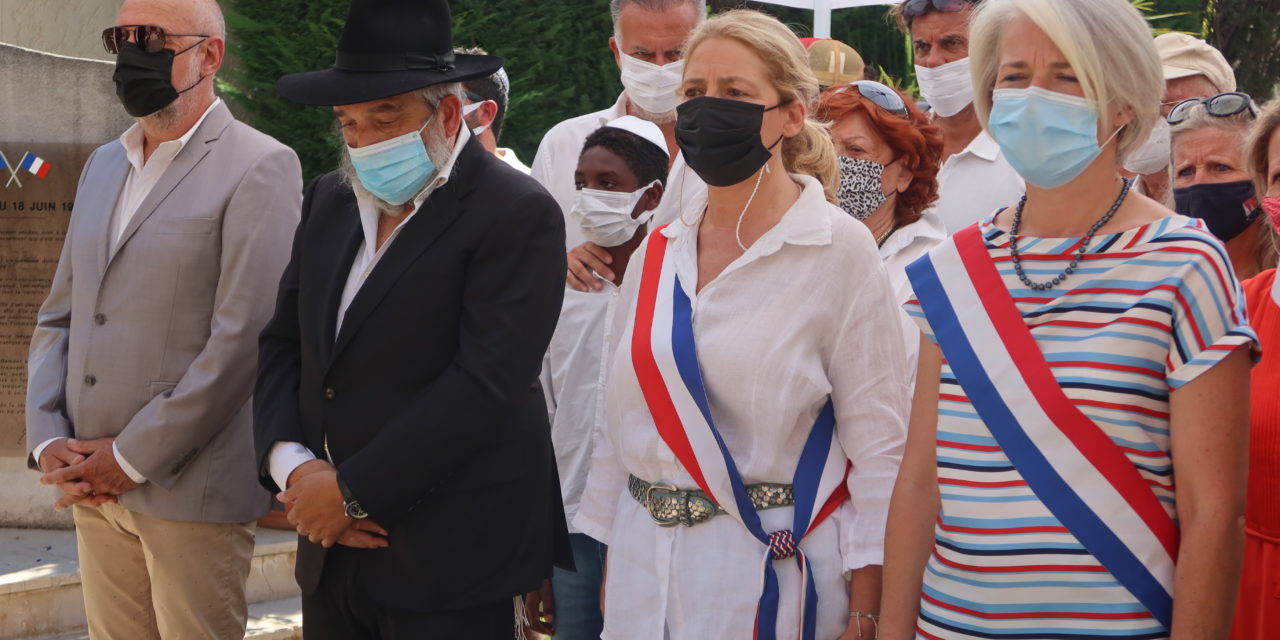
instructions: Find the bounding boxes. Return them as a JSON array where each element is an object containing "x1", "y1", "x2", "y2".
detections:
[
  {"x1": 1167, "y1": 92, "x2": 1256, "y2": 125},
  {"x1": 102, "y1": 25, "x2": 209, "y2": 54},
  {"x1": 901, "y1": 0, "x2": 975, "y2": 18},
  {"x1": 836, "y1": 80, "x2": 909, "y2": 116}
]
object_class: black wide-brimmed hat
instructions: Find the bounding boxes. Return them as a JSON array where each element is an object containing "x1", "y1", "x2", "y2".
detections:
[{"x1": 277, "y1": 0, "x2": 503, "y2": 107}]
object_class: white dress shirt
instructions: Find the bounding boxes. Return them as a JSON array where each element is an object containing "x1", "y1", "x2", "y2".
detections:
[
  {"x1": 32, "y1": 99, "x2": 224, "y2": 483},
  {"x1": 930, "y1": 129, "x2": 1024, "y2": 234},
  {"x1": 495, "y1": 147, "x2": 530, "y2": 174},
  {"x1": 538, "y1": 275, "x2": 620, "y2": 534},
  {"x1": 530, "y1": 91, "x2": 705, "y2": 250},
  {"x1": 574, "y1": 175, "x2": 910, "y2": 639},
  {"x1": 266, "y1": 126, "x2": 471, "y2": 492},
  {"x1": 878, "y1": 210, "x2": 947, "y2": 377}
]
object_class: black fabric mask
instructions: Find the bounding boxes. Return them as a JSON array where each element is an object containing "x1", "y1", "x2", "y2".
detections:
[
  {"x1": 675, "y1": 97, "x2": 787, "y2": 187},
  {"x1": 113, "y1": 40, "x2": 204, "y2": 117},
  {"x1": 1173, "y1": 180, "x2": 1262, "y2": 241}
]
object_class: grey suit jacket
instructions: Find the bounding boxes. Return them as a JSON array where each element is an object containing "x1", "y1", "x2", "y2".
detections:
[{"x1": 26, "y1": 101, "x2": 302, "y2": 523}]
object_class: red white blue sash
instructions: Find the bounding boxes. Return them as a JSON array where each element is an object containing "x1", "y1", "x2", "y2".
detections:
[
  {"x1": 906, "y1": 225, "x2": 1179, "y2": 630},
  {"x1": 631, "y1": 225, "x2": 850, "y2": 640}
]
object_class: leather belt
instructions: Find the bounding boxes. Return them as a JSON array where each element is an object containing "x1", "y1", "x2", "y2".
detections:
[{"x1": 628, "y1": 474, "x2": 795, "y2": 527}]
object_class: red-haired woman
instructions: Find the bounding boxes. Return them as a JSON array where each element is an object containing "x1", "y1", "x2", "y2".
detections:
[{"x1": 816, "y1": 80, "x2": 946, "y2": 373}]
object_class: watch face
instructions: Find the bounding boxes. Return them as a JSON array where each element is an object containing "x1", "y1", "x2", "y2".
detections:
[{"x1": 345, "y1": 501, "x2": 368, "y2": 519}]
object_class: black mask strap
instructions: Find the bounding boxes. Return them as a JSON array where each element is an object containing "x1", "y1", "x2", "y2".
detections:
[
  {"x1": 172, "y1": 38, "x2": 207, "y2": 57},
  {"x1": 763, "y1": 97, "x2": 795, "y2": 113}
]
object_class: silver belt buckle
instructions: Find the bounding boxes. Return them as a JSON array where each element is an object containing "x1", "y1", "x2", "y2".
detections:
[{"x1": 644, "y1": 481, "x2": 682, "y2": 527}]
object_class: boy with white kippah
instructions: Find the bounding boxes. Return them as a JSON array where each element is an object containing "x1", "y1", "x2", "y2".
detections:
[{"x1": 526, "y1": 115, "x2": 669, "y2": 639}]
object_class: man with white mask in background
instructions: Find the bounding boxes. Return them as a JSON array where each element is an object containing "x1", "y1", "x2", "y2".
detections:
[
  {"x1": 530, "y1": 0, "x2": 706, "y2": 292},
  {"x1": 891, "y1": 0, "x2": 1023, "y2": 233},
  {"x1": 456, "y1": 46, "x2": 530, "y2": 173}
]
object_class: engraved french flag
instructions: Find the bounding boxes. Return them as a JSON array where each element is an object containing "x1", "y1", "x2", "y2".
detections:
[{"x1": 19, "y1": 152, "x2": 51, "y2": 179}]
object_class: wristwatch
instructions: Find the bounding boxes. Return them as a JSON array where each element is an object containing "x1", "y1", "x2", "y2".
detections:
[{"x1": 335, "y1": 473, "x2": 368, "y2": 520}]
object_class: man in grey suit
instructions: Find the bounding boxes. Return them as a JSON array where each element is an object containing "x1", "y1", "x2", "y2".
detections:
[{"x1": 26, "y1": 0, "x2": 301, "y2": 637}]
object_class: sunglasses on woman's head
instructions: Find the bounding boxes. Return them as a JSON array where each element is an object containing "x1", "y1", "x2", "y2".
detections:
[
  {"x1": 1167, "y1": 92, "x2": 1256, "y2": 125},
  {"x1": 835, "y1": 81, "x2": 909, "y2": 117},
  {"x1": 901, "y1": 0, "x2": 976, "y2": 18},
  {"x1": 102, "y1": 25, "x2": 209, "y2": 54}
]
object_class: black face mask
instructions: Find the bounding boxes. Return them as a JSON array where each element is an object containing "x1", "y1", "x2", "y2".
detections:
[
  {"x1": 1173, "y1": 180, "x2": 1262, "y2": 241},
  {"x1": 113, "y1": 40, "x2": 204, "y2": 118},
  {"x1": 675, "y1": 96, "x2": 788, "y2": 187}
]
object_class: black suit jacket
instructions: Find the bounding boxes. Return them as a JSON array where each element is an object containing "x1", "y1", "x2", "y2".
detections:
[{"x1": 254, "y1": 137, "x2": 569, "y2": 610}]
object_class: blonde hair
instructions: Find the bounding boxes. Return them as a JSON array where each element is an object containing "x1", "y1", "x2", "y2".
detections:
[
  {"x1": 1245, "y1": 99, "x2": 1280, "y2": 267},
  {"x1": 969, "y1": 0, "x2": 1163, "y2": 162},
  {"x1": 683, "y1": 9, "x2": 839, "y2": 201}
]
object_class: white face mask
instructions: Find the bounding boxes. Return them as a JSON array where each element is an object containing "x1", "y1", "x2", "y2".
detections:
[
  {"x1": 915, "y1": 57, "x2": 974, "y2": 118},
  {"x1": 1122, "y1": 118, "x2": 1171, "y2": 175},
  {"x1": 461, "y1": 101, "x2": 491, "y2": 135},
  {"x1": 570, "y1": 181, "x2": 659, "y2": 247},
  {"x1": 619, "y1": 52, "x2": 683, "y2": 117}
]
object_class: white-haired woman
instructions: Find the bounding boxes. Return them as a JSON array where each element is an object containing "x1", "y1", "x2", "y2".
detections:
[
  {"x1": 1169, "y1": 93, "x2": 1278, "y2": 281},
  {"x1": 880, "y1": 0, "x2": 1258, "y2": 638},
  {"x1": 574, "y1": 9, "x2": 910, "y2": 640}
]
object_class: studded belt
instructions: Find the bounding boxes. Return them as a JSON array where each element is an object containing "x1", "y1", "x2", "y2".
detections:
[{"x1": 628, "y1": 474, "x2": 795, "y2": 527}]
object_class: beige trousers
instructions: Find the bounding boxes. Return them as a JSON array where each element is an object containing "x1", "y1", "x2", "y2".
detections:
[{"x1": 73, "y1": 503, "x2": 255, "y2": 640}]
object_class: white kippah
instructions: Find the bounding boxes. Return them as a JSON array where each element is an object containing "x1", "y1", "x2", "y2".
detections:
[{"x1": 603, "y1": 115, "x2": 668, "y2": 157}]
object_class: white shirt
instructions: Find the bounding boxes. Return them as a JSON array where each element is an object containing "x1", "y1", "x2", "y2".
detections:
[
  {"x1": 574, "y1": 175, "x2": 910, "y2": 639},
  {"x1": 878, "y1": 210, "x2": 947, "y2": 377},
  {"x1": 266, "y1": 126, "x2": 471, "y2": 492},
  {"x1": 538, "y1": 275, "x2": 620, "y2": 534},
  {"x1": 530, "y1": 91, "x2": 705, "y2": 250},
  {"x1": 930, "y1": 129, "x2": 1024, "y2": 234},
  {"x1": 495, "y1": 147, "x2": 530, "y2": 174},
  {"x1": 31, "y1": 99, "x2": 224, "y2": 483}
]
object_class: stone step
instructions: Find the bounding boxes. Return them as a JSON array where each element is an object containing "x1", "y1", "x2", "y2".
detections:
[
  {"x1": 0, "y1": 526, "x2": 300, "y2": 639},
  {"x1": 27, "y1": 596, "x2": 303, "y2": 640}
]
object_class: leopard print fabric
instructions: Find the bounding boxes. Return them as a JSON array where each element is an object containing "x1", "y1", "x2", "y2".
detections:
[{"x1": 836, "y1": 156, "x2": 888, "y2": 221}]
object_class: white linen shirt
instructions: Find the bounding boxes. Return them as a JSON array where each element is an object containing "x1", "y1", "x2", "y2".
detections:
[
  {"x1": 31, "y1": 98, "x2": 224, "y2": 484},
  {"x1": 574, "y1": 175, "x2": 910, "y2": 640},
  {"x1": 879, "y1": 210, "x2": 947, "y2": 376},
  {"x1": 530, "y1": 92, "x2": 705, "y2": 250},
  {"x1": 538, "y1": 275, "x2": 620, "y2": 534},
  {"x1": 930, "y1": 129, "x2": 1024, "y2": 234},
  {"x1": 266, "y1": 127, "x2": 471, "y2": 491}
]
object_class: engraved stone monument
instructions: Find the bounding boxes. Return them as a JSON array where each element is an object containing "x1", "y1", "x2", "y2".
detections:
[{"x1": 0, "y1": 42, "x2": 131, "y2": 526}]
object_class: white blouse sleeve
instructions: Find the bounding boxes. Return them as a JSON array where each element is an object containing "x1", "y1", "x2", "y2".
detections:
[
  {"x1": 572, "y1": 236, "x2": 651, "y2": 543},
  {"x1": 829, "y1": 259, "x2": 911, "y2": 571}
]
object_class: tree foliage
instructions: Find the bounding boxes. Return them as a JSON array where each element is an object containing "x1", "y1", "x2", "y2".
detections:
[
  {"x1": 219, "y1": 0, "x2": 1267, "y2": 183},
  {"x1": 1205, "y1": 0, "x2": 1280, "y2": 101}
]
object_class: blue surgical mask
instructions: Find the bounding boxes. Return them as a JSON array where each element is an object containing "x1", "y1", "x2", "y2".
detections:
[
  {"x1": 988, "y1": 87, "x2": 1120, "y2": 189},
  {"x1": 347, "y1": 114, "x2": 436, "y2": 205}
]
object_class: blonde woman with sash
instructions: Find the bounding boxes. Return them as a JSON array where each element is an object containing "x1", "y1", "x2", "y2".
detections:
[
  {"x1": 574, "y1": 9, "x2": 911, "y2": 640},
  {"x1": 881, "y1": 0, "x2": 1258, "y2": 639}
]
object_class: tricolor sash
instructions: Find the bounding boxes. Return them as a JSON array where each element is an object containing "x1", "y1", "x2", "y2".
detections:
[
  {"x1": 906, "y1": 225, "x2": 1179, "y2": 630},
  {"x1": 631, "y1": 225, "x2": 850, "y2": 640}
]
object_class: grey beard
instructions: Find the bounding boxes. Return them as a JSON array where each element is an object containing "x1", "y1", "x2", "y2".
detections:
[
  {"x1": 630, "y1": 101, "x2": 676, "y2": 125},
  {"x1": 339, "y1": 122, "x2": 456, "y2": 215},
  {"x1": 139, "y1": 66, "x2": 203, "y2": 130}
]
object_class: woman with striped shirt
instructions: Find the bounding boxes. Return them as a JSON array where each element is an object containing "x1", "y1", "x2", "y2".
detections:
[{"x1": 880, "y1": 0, "x2": 1258, "y2": 638}]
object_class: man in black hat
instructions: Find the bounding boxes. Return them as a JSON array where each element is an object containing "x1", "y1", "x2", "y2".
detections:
[{"x1": 253, "y1": 0, "x2": 569, "y2": 637}]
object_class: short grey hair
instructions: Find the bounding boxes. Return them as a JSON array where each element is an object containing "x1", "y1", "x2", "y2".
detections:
[
  {"x1": 192, "y1": 0, "x2": 226, "y2": 39},
  {"x1": 413, "y1": 83, "x2": 464, "y2": 109},
  {"x1": 610, "y1": 0, "x2": 706, "y2": 36}
]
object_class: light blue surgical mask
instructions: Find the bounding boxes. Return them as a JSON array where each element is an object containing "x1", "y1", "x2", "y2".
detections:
[
  {"x1": 347, "y1": 113, "x2": 436, "y2": 205},
  {"x1": 988, "y1": 87, "x2": 1121, "y2": 189}
]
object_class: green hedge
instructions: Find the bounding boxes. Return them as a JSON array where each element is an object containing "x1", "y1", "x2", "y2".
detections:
[{"x1": 220, "y1": 0, "x2": 1218, "y2": 183}]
